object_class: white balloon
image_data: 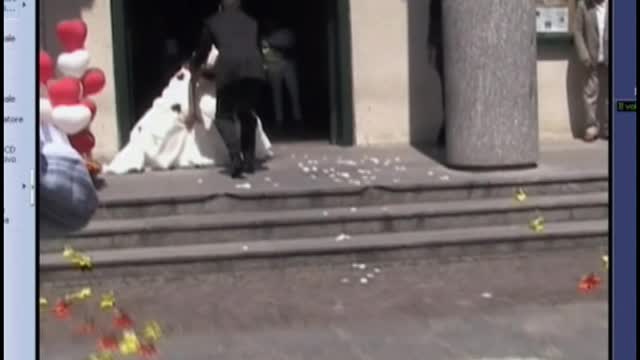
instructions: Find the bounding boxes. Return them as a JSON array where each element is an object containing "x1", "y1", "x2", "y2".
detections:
[
  {"x1": 40, "y1": 98, "x2": 53, "y2": 124},
  {"x1": 51, "y1": 104, "x2": 92, "y2": 135},
  {"x1": 57, "y1": 49, "x2": 90, "y2": 78}
]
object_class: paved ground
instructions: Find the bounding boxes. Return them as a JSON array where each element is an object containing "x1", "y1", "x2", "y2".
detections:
[
  {"x1": 40, "y1": 247, "x2": 609, "y2": 360},
  {"x1": 96, "y1": 141, "x2": 608, "y2": 202}
]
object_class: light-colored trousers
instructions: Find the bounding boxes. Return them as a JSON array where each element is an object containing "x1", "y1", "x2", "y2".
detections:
[{"x1": 583, "y1": 64, "x2": 609, "y2": 135}]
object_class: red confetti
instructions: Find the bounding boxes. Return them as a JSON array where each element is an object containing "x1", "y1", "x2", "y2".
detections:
[
  {"x1": 578, "y1": 273, "x2": 602, "y2": 293},
  {"x1": 98, "y1": 335, "x2": 119, "y2": 352},
  {"x1": 139, "y1": 343, "x2": 158, "y2": 358},
  {"x1": 113, "y1": 311, "x2": 134, "y2": 330},
  {"x1": 52, "y1": 300, "x2": 72, "y2": 320}
]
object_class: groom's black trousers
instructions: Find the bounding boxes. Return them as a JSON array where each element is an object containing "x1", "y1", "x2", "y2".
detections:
[{"x1": 215, "y1": 79, "x2": 263, "y2": 161}]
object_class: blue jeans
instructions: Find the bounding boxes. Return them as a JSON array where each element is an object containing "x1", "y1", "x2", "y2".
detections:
[{"x1": 39, "y1": 154, "x2": 98, "y2": 238}]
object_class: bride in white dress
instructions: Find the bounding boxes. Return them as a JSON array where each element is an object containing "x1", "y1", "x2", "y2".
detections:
[{"x1": 105, "y1": 46, "x2": 272, "y2": 175}]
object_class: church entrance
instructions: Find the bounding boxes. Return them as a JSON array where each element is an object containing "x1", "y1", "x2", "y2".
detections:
[{"x1": 111, "y1": 0, "x2": 354, "y2": 146}]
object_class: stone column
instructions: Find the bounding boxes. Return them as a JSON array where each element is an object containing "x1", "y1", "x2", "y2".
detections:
[{"x1": 442, "y1": 0, "x2": 538, "y2": 168}]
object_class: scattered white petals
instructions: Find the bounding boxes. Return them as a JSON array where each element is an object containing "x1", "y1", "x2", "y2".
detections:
[
  {"x1": 273, "y1": 183, "x2": 280, "y2": 188},
  {"x1": 374, "y1": 268, "x2": 381, "y2": 273},
  {"x1": 440, "y1": 175, "x2": 450, "y2": 181},
  {"x1": 370, "y1": 158, "x2": 380, "y2": 165},
  {"x1": 359, "y1": 277, "x2": 369, "y2": 285},
  {"x1": 352, "y1": 263, "x2": 360, "y2": 269},
  {"x1": 264, "y1": 177, "x2": 272, "y2": 182},
  {"x1": 335, "y1": 233, "x2": 351, "y2": 242},
  {"x1": 394, "y1": 157, "x2": 401, "y2": 162},
  {"x1": 481, "y1": 292, "x2": 493, "y2": 299},
  {"x1": 322, "y1": 211, "x2": 329, "y2": 217},
  {"x1": 235, "y1": 183, "x2": 252, "y2": 189},
  {"x1": 242, "y1": 245, "x2": 249, "y2": 251},
  {"x1": 393, "y1": 179, "x2": 400, "y2": 184},
  {"x1": 197, "y1": 178, "x2": 204, "y2": 185},
  {"x1": 358, "y1": 264, "x2": 367, "y2": 270},
  {"x1": 341, "y1": 278, "x2": 350, "y2": 284},
  {"x1": 302, "y1": 167, "x2": 310, "y2": 173},
  {"x1": 427, "y1": 171, "x2": 434, "y2": 176},
  {"x1": 366, "y1": 273, "x2": 375, "y2": 279},
  {"x1": 350, "y1": 207, "x2": 357, "y2": 213}
]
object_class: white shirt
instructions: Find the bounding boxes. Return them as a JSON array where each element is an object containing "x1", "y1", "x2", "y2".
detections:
[{"x1": 595, "y1": 1, "x2": 607, "y2": 63}]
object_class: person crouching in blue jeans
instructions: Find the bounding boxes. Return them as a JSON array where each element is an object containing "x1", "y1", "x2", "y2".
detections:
[{"x1": 40, "y1": 123, "x2": 98, "y2": 238}]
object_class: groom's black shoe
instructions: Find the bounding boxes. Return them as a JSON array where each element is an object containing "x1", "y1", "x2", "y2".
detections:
[
  {"x1": 230, "y1": 153, "x2": 244, "y2": 179},
  {"x1": 243, "y1": 152, "x2": 255, "y2": 174}
]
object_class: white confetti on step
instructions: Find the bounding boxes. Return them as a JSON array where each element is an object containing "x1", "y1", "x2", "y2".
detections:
[
  {"x1": 359, "y1": 277, "x2": 369, "y2": 285},
  {"x1": 264, "y1": 177, "x2": 272, "y2": 182},
  {"x1": 374, "y1": 268, "x2": 381, "y2": 273},
  {"x1": 241, "y1": 245, "x2": 249, "y2": 251},
  {"x1": 335, "y1": 233, "x2": 351, "y2": 242},
  {"x1": 481, "y1": 292, "x2": 493, "y2": 299},
  {"x1": 197, "y1": 178, "x2": 204, "y2": 185},
  {"x1": 358, "y1": 264, "x2": 367, "y2": 270},
  {"x1": 366, "y1": 273, "x2": 375, "y2": 279},
  {"x1": 322, "y1": 211, "x2": 329, "y2": 217},
  {"x1": 440, "y1": 175, "x2": 450, "y2": 181},
  {"x1": 427, "y1": 171, "x2": 434, "y2": 176},
  {"x1": 341, "y1": 278, "x2": 350, "y2": 284},
  {"x1": 350, "y1": 207, "x2": 357, "y2": 213},
  {"x1": 235, "y1": 183, "x2": 252, "y2": 189}
]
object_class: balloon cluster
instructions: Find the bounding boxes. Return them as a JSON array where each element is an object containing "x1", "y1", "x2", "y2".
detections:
[{"x1": 40, "y1": 20, "x2": 106, "y2": 175}]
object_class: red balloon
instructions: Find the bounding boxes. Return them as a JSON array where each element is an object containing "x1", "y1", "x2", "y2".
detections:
[
  {"x1": 69, "y1": 129, "x2": 95, "y2": 154},
  {"x1": 81, "y1": 69, "x2": 106, "y2": 96},
  {"x1": 47, "y1": 78, "x2": 82, "y2": 107},
  {"x1": 56, "y1": 20, "x2": 87, "y2": 52},
  {"x1": 81, "y1": 98, "x2": 97, "y2": 120},
  {"x1": 39, "y1": 51, "x2": 54, "y2": 85}
]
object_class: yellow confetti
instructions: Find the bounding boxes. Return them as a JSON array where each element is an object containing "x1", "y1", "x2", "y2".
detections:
[
  {"x1": 515, "y1": 188, "x2": 527, "y2": 202},
  {"x1": 529, "y1": 216, "x2": 545, "y2": 233},
  {"x1": 88, "y1": 352, "x2": 114, "y2": 360},
  {"x1": 143, "y1": 321, "x2": 163, "y2": 342},
  {"x1": 71, "y1": 254, "x2": 93, "y2": 270},
  {"x1": 119, "y1": 330, "x2": 141, "y2": 355},
  {"x1": 602, "y1": 255, "x2": 609, "y2": 270},
  {"x1": 63, "y1": 246, "x2": 76, "y2": 258},
  {"x1": 39, "y1": 297, "x2": 49, "y2": 309},
  {"x1": 66, "y1": 288, "x2": 92, "y2": 302},
  {"x1": 100, "y1": 292, "x2": 116, "y2": 311}
]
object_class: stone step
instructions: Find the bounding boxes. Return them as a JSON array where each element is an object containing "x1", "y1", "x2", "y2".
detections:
[
  {"x1": 40, "y1": 219, "x2": 608, "y2": 281},
  {"x1": 43, "y1": 192, "x2": 608, "y2": 252},
  {"x1": 95, "y1": 173, "x2": 607, "y2": 220}
]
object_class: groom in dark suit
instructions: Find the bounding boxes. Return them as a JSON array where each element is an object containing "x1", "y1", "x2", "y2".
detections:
[{"x1": 190, "y1": 0, "x2": 265, "y2": 178}]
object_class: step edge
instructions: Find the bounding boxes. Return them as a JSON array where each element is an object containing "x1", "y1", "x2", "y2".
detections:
[
  {"x1": 98, "y1": 172, "x2": 609, "y2": 206},
  {"x1": 67, "y1": 193, "x2": 609, "y2": 237},
  {"x1": 40, "y1": 220, "x2": 609, "y2": 270}
]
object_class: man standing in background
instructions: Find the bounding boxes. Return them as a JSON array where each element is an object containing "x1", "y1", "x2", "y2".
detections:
[
  {"x1": 261, "y1": 18, "x2": 303, "y2": 135},
  {"x1": 190, "y1": 0, "x2": 265, "y2": 178},
  {"x1": 574, "y1": 0, "x2": 609, "y2": 141}
]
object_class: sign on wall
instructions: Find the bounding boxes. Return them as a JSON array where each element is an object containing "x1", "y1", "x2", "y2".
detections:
[{"x1": 536, "y1": 0, "x2": 575, "y2": 35}]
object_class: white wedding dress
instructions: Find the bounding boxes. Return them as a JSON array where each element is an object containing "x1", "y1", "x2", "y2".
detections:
[{"x1": 105, "y1": 47, "x2": 273, "y2": 175}]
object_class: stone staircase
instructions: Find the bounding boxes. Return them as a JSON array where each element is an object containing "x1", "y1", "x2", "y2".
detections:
[{"x1": 40, "y1": 170, "x2": 609, "y2": 278}]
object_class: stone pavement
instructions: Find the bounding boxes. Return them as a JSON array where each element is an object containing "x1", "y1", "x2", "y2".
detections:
[
  {"x1": 40, "y1": 247, "x2": 609, "y2": 360},
  {"x1": 96, "y1": 141, "x2": 608, "y2": 203}
]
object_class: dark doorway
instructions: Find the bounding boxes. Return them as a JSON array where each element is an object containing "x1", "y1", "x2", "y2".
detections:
[{"x1": 122, "y1": 0, "x2": 335, "y2": 143}]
